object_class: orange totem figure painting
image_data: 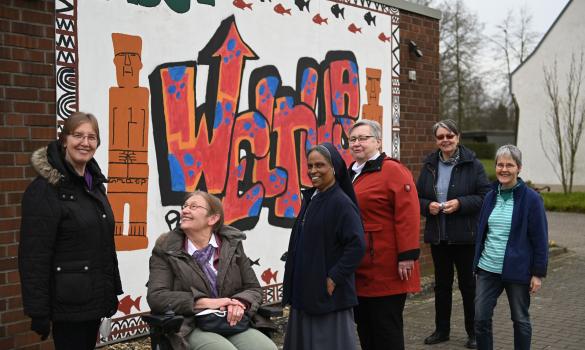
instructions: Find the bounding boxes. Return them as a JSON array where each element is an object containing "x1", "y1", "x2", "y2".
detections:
[
  {"x1": 107, "y1": 33, "x2": 150, "y2": 251},
  {"x1": 362, "y1": 68, "x2": 383, "y2": 128}
]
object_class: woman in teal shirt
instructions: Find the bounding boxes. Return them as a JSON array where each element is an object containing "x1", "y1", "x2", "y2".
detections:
[{"x1": 473, "y1": 145, "x2": 548, "y2": 350}]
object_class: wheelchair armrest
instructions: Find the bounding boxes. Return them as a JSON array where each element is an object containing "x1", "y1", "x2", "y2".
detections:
[
  {"x1": 141, "y1": 313, "x2": 184, "y2": 334},
  {"x1": 257, "y1": 305, "x2": 283, "y2": 318}
]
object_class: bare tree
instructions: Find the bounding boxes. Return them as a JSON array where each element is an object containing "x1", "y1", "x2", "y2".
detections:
[
  {"x1": 541, "y1": 51, "x2": 585, "y2": 194},
  {"x1": 439, "y1": 0, "x2": 484, "y2": 131},
  {"x1": 491, "y1": 6, "x2": 539, "y2": 138}
]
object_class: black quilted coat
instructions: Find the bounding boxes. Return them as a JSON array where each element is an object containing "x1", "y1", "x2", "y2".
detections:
[
  {"x1": 416, "y1": 145, "x2": 491, "y2": 244},
  {"x1": 19, "y1": 140, "x2": 122, "y2": 322}
]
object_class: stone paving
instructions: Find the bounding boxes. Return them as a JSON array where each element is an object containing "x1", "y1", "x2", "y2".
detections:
[
  {"x1": 402, "y1": 211, "x2": 585, "y2": 350},
  {"x1": 403, "y1": 250, "x2": 585, "y2": 349}
]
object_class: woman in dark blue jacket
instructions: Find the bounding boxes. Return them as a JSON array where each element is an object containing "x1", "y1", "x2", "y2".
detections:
[
  {"x1": 416, "y1": 120, "x2": 490, "y2": 349},
  {"x1": 473, "y1": 145, "x2": 548, "y2": 350},
  {"x1": 282, "y1": 143, "x2": 365, "y2": 350}
]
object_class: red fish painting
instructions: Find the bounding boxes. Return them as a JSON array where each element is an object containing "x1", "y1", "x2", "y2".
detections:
[
  {"x1": 233, "y1": 0, "x2": 253, "y2": 10},
  {"x1": 118, "y1": 295, "x2": 142, "y2": 315},
  {"x1": 274, "y1": 4, "x2": 292, "y2": 15},
  {"x1": 261, "y1": 268, "x2": 279, "y2": 285},
  {"x1": 312, "y1": 14, "x2": 328, "y2": 25},
  {"x1": 348, "y1": 23, "x2": 362, "y2": 34},
  {"x1": 378, "y1": 32, "x2": 391, "y2": 42}
]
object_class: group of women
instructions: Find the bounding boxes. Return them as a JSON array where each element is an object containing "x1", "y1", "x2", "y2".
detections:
[{"x1": 18, "y1": 113, "x2": 547, "y2": 350}]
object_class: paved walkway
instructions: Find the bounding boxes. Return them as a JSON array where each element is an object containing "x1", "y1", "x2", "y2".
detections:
[{"x1": 402, "y1": 211, "x2": 585, "y2": 349}]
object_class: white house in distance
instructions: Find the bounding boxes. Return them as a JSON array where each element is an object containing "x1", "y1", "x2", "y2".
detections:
[{"x1": 512, "y1": 0, "x2": 585, "y2": 191}]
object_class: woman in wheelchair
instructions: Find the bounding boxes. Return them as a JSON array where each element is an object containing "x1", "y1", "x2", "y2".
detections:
[{"x1": 146, "y1": 191, "x2": 277, "y2": 350}]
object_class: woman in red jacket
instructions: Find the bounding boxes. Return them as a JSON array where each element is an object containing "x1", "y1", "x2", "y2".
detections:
[{"x1": 349, "y1": 120, "x2": 422, "y2": 350}]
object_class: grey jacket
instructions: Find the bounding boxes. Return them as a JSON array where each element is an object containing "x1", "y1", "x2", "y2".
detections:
[{"x1": 146, "y1": 225, "x2": 262, "y2": 348}]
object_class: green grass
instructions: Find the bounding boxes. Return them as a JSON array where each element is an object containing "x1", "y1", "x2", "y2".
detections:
[
  {"x1": 479, "y1": 158, "x2": 496, "y2": 181},
  {"x1": 479, "y1": 159, "x2": 584, "y2": 213},
  {"x1": 540, "y1": 192, "x2": 585, "y2": 214}
]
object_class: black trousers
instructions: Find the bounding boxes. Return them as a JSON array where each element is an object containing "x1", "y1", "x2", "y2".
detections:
[
  {"x1": 354, "y1": 294, "x2": 407, "y2": 350},
  {"x1": 52, "y1": 319, "x2": 101, "y2": 350},
  {"x1": 431, "y1": 243, "x2": 476, "y2": 337}
]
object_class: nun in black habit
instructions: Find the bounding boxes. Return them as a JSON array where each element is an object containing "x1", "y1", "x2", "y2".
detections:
[{"x1": 282, "y1": 143, "x2": 366, "y2": 350}]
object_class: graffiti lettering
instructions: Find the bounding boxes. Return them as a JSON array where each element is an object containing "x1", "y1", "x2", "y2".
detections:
[{"x1": 150, "y1": 16, "x2": 360, "y2": 229}]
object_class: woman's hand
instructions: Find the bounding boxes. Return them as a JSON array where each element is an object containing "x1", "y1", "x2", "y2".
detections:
[
  {"x1": 398, "y1": 260, "x2": 415, "y2": 281},
  {"x1": 530, "y1": 276, "x2": 542, "y2": 294},
  {"x1": 326, "y1": 277, "x2": 336, "y2": 296},
  {"x1": 226, "y1": 303, "x2": 246, "y2": 326},
  {"x1": 442, "y1": 199, "x2": 460, "y2": 214},
  {"x1": 194, "y1": 297, "x2": 244, "y2": 311},
  {"x1": 429, "y1": 202, "x2": 442, "y2": 215}
]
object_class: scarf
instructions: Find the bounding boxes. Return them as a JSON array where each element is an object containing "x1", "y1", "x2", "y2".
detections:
[{"x1": 192, "y1": 244, "x2": 218, "y2": 298}]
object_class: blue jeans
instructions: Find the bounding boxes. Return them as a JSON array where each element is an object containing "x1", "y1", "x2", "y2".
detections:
[{"x1": 474, "y1": 269, "x2": 532, "y2": 350}]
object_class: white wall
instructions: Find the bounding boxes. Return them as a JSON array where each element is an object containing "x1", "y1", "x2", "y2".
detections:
[{"x1": 513, "y1": 0, "x2": 585, "y2": 189}]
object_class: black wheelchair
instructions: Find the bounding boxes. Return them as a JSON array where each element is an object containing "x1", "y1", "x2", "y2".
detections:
[{"x1": 141, "y1": 305, "x2": 283, "y2": 350}]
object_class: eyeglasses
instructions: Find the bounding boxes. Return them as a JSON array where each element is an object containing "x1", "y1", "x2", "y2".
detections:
[
  {"x1": 496, "y1": 163, "x2": 517, "y2": 170},
  {"x1": 349, "y1": 135, "x2": 375, "y2": 144},
  {"x1": 181, "y1": 203, "x2": 210, "y2": 211},
  {"x1": 436, "y1": 134, "x2": 456, "y2": 141},
  {"x1": 71, "y1": 132, "x2": 98, "y2": 143}
]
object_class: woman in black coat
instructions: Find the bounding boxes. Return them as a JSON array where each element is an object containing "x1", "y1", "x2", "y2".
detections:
[
  {"x1": 416, "y1": 119, "x2": 490, "y2": 349},
  {"x1": 19, "y1": 112, "x2": 123, "y2": 349},
  {"x1": 282, "y1": 143, "x2": 365, "y2": 350}
]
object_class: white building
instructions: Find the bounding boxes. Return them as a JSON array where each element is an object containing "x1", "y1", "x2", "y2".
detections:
[{"x1": 512, "y1": 0, "x2": 585, "y2": 191}]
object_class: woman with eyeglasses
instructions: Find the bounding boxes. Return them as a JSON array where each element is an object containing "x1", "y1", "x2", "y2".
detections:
[
  {"x1": 282, "y1": 143, "x2": 365, "y2": 350},
  {"x1": 147, "y1": 190, "x2": 277, "y2": 350},
  {"x1": 473, "y1": 145, "x2": 548, "y2": 350},
  {"x1": 416, "y1": 119, "x2": 490, "y2": 349},
  {"x1": 348, "y1": 120, "x2": 421, "y2": 350},
  {"x1": 19, "y1": 112, "x2": 123, "y2": 349}
]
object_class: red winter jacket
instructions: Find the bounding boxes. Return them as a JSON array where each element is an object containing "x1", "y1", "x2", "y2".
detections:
[{"x1": 350, "y1": 154, "x2": 421, "y2": 297}]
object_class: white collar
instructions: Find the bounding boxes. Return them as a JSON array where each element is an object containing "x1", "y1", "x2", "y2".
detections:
[
  {"x1": 352, "y1": 151, "x2": 380, "y2": 177},
  {"x1": 186, "y1": 233, "x2": 218, "y2": 256}
]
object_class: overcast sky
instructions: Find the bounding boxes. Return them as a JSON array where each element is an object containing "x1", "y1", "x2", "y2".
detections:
[
  {"x1": 457, "y1": 0, "x2": 571, "y2": 93},
  {"x1": 464, "y1": 0, "x2": 570, "y2": 38}
]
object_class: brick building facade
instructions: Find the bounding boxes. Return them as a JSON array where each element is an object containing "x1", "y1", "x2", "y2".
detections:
[{"x1": 0, "y1": 0, "x2": 439, "y2": 348}]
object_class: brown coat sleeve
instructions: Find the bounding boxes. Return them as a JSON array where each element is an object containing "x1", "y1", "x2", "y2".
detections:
[{"x1": 225, "y1": 242, "x2": 262, "y2": 315}]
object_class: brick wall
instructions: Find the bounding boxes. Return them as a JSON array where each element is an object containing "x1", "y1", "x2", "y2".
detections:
[
  {"x1": 0, "y1": 2, "x2": 439, "y2": 348},
  {"x1": 399, "y1": 11, "x2": 441, "y2": 274},
  {"x1": 0, "y1": 1, "x2": 56, "y2": 349}
]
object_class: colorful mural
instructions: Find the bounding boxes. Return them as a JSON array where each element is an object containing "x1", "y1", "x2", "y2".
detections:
[
  {"x1": 58, "y1": 0, "x2": 400, "y2": 344},
  {"x1": 150, "y1": 16, "x2": 360, "y2": 228}
]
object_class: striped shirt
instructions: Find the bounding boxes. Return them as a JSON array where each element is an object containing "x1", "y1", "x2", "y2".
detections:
[{"x1": 478, "y1": 185, "x2": 516, "y2": 274}]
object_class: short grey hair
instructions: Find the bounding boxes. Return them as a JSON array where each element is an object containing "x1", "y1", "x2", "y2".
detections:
[
  {"x1": 349, "y1": 119, "x2": 382, "y2": 140},
  {"x1": 495, "y1": 144, "x2": 522, "y2": 167},
  {"x1": 432, "y1": 119, "x2": 459, "y2": 136}
]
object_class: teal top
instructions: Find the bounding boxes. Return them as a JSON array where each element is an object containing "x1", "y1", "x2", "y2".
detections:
[{"x1": 478, "y1": 183, "x2": 519, "y2": 274}]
